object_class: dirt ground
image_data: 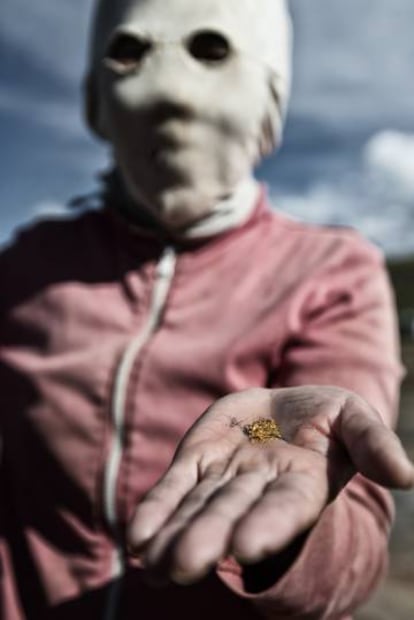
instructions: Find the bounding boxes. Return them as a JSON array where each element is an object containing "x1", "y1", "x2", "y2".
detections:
[{"x1": 356, "y1": 340, "x2": 414, "y2": 619}]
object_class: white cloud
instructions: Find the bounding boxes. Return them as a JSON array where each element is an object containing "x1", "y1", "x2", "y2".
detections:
[
  {"x1": 31, "y1": 201, "x2": 70, "y2": 218},
  {"x1": 364, "y1": 131, "x2": 414, "y2": 200}
]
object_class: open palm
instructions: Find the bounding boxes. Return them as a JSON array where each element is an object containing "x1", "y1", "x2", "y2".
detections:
[{"x1": 128, "y1": 387, "x2": 414, "y2": 585}]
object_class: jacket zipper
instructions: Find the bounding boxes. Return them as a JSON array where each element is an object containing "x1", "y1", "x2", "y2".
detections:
[{"x1": 103, "y1": 246, "x2": 177, "y2": 620}]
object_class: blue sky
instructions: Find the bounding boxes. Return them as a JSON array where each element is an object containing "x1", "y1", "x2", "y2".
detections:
[{"x1": 1, "y1": 0, "x2": 414, "y2": 255}]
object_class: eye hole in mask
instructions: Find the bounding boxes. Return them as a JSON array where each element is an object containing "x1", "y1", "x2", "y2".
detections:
[
  {"x1": 187, "y1": 30, "x2": 231, "y2": 64},
  {"x1": 105, "y1": 33, "x2": 152, "y2": 71}
]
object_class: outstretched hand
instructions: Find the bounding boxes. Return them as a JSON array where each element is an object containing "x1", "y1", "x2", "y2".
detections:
[{"x1": 127, "y1": 387, "x2": 414, "y2": 585}]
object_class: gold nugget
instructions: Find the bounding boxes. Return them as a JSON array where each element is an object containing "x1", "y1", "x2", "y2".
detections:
[{"x1": 243, "y1": 418, "x2": 282, "y2": 444}]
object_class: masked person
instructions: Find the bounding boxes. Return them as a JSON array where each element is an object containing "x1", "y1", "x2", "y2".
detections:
[{"x1": 1, "y1": 1, "x2": 413, "y2": 618}]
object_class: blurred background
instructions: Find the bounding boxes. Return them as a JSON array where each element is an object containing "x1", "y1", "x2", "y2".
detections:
[{"x1": 1, "y1": 0, "x2": 413, "y2": 616}]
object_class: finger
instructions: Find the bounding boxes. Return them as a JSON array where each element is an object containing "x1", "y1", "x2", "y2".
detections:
[
  {"x1": 161, "y1": 468, "x2": 274, "y2": 584},
  {"x1": 339, "y1": 400, "x2": 414, "y2": 489},
  {"x1": 143, "y1": 466, "x2": 231, "y2": 570},
  {"x1": 231, "y1": 467, "x2": 328, "y2": 564},
  {"x1": 128, "y1": 457, "x2": 198, "y2": 552}
]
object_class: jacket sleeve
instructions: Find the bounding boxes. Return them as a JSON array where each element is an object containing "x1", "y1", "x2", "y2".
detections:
[{"x1": 216, "y1": 233, "x2": 404, "y2": 619}]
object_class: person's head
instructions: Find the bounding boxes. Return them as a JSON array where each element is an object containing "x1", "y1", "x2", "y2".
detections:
[{"x1": 85, "y1": 0, "x2": 292, "y2": 230}]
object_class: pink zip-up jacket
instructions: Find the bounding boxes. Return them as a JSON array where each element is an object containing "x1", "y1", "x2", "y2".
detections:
[{"x1": 0, "y1": 194, "x2": 402, "y2": 619}]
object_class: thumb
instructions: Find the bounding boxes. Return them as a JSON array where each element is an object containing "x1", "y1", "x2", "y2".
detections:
[{"x1": 337, "y1": 396, "x2": 414, "y2": 489}]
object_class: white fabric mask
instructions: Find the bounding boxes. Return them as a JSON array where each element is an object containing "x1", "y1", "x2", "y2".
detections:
[{"x1": 86, "y1": 0, "x2": 292, "y2": 231}]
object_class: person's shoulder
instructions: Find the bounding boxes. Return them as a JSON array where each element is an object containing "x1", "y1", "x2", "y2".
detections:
[
  {"x1": 265, "y1": 207, "x2": 384, "y2": 268},
  {"x1": 0, "y1": 208, "x2": 112, "y2": 316},
  {"x1": 1, "y1": 208, "x2": 107, "y2": 263},
  {"x1": 6, "y1": 208, "x2": 103, "y2": 247},
  {"x1": 0, "y1": 208, "x2": 109, "y2": 292}
]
